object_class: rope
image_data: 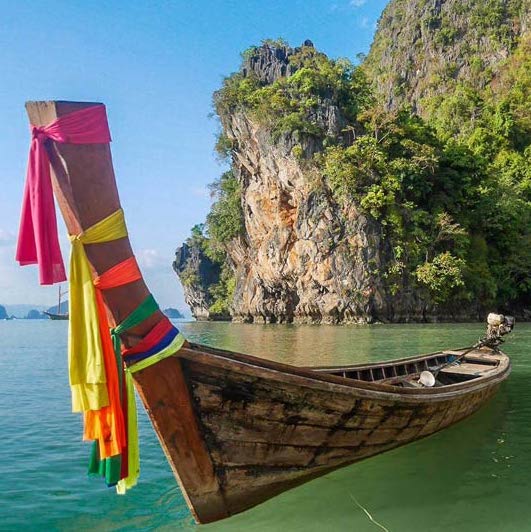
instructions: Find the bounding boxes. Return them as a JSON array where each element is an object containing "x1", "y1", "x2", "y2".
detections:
[{"x1": 349, "y1": 493, "x2": 390, "y2": 532}]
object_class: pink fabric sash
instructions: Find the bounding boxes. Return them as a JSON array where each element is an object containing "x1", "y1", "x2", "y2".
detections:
[{"x1": 16, "y1": 105, "x2": 112, "y2": 284}]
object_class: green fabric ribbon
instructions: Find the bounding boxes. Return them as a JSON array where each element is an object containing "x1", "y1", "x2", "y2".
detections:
[
  {"x1": 116, "y1": 331, "x2": 186, "y2": 494},
  {"x1": 112, "y1": 294, "x2": 159, "y2": 343},
  {"x1": 88, "y1": 441, "x2": 122, "y2": 486},
  {"x1": 88, "y1": 294, "x2": 159, "y2": 486}
]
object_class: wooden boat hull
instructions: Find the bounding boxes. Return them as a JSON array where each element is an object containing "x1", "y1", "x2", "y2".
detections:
[
  {"x1": 43, "y1": 311, "x2": 69, "y2": 320},
  {"x1": 134, "y1": 344, "x2": 510, "y2": 524}
]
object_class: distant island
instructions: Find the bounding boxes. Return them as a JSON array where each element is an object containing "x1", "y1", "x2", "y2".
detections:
[
  {"x1": 25, "y1": 309, "x2": 46, "y2": 319},
  {"x1": 163, "y1": 308, "x2": 185, "y2": 319},
  {"x1": 2, "y1": 303, "x2": 185, "y2": 321},
  {"x1": 1, "y1": 304, "x2": 47, "y2": 319},
  {"x1": 1, "y1": 303, "x2": 64, "y2": 319},
  {"x1": 174, "y1": 0, "x2": 530, "y2": 324}
]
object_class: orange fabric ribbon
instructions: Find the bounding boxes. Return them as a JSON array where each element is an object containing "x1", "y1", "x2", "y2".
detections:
[{"x1": 84, "y1": 256, "x2": 142, "y2": 459}]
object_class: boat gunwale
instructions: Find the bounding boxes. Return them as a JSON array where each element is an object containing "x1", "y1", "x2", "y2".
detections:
[
  {"x1": 178, "y1": 343, "x2": 511, "y2": 401},
  {"x1": 303, "y1": 346, "x2": 493, "y2": 371}
]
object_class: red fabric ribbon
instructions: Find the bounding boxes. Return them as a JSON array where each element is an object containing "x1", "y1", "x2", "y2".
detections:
[
  {"x1": 122, "y1": 317, "x2": 174, "y2": 357},
  {"x1": 16, "y1": 105, "x2": 112, "y2": 285}
]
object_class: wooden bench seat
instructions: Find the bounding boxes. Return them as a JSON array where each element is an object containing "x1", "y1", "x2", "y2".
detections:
[{"x1": 440, "y1": 362, "x2": 495, "y2": 377}]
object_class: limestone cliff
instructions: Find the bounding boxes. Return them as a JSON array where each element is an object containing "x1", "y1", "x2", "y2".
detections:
[
  {"x1": 177, "y1": 41, "x2": 463, "y2": 323},
  {"x1": 364, "y1": 0, "x2": 530, "y2": 114},
  {"x1": 175, "y1": 2, "x2": 530, "y2": 323},
  {"x1": 221, "y1": 77, "x2": 388, "y2": 321},
  {"x1": 173, "y1": 242, "x2": 230, "y2": 321}
]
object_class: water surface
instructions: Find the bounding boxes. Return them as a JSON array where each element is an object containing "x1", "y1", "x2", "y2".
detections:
[{"x1": 1, "y1": 320, "x2": 529, "y2": 531}]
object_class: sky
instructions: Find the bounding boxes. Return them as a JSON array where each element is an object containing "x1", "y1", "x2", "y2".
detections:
[{"x1": 0, "y1": 0, "x2": 388, "y2": 313}]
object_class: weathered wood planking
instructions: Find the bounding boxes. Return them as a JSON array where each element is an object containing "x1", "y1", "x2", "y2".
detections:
[{"x1": 135, "y1": 343, "x2": 508, "y2": 522}]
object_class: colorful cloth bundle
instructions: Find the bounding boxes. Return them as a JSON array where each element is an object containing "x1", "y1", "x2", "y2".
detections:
[{"x1": 16, "y1": 104, "x2": 185, "y2": 493}]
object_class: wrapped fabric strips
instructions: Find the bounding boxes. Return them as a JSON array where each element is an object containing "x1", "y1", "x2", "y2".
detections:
[{"x1": 16, "y1": 104, "x2": 185, "y2": 494}]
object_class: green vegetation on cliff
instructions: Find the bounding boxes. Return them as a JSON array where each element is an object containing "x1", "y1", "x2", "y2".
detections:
[
  {"x1": 206, "y1": 34, "x2": 530, "y2": 311},
  {"x1": 206, "y1": 171, "x2": 244, "y2": 252},
  {"x1": 180, "y1": 2, "x2": 530, "y2": 319},
  {"x1": 364, "y1": 0, "x2": 528, "y2": 112},
  {"x1": 181, "y1": 170, "x2": 243, "y2": 315},
  {"x1": 215, "y1": 44, "x2": 371, "y2": 142}
]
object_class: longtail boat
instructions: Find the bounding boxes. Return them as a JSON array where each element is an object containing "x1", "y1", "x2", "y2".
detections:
[
  {"x1": 21, "y1": 101, "x2": 513, "y2": 524},
  {"x1": 44, "y1": 285, "x2": 69, "y2": 320}
]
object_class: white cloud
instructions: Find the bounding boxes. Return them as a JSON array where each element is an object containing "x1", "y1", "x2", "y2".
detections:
[
  {"x1": 134, "y1": 248, "x2": 186, "y2": 310},
  {"x1": 0, "y1": 219, "x2": 73, "y2": 305},
  {"x1": 350, "y1": 0, "x2": 367, "y2": 7},
  {"x1": 136, "y1": 248, "x2": 168, "y2": 270},
  {"x1": 143, "y1": 266, "x2": 187, "y2": 311},
  {"x1": 0, "y1": 244, "x2": 58, "y2": 305},
  {"x1": 358, "y1": 17, "x2": 376, "y2": 30},
  {"x1": 0, "y1": 241, "x2": 186, "y2": 312},
  {"x1": 0, "y1": 229, "x2": 15, "y2": 247}
]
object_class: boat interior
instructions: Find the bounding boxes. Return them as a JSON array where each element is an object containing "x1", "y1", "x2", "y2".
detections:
[
  {"x1": 186, "y1": 342, "x2": 505, "y2": 390},
  {"x1": 183, "y1": 315, "x2": 512, "y2": 392},
  {"x1": 311, "y1": 348, "x2": 504, "y2": 388}
]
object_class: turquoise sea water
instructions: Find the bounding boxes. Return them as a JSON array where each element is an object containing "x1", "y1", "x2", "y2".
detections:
[{"x1": 1, "y1": 320, "x2": 530, "y2": 531}]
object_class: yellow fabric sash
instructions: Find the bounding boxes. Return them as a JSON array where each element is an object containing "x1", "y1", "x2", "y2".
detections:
[
  {"x1": 68, "y1": 209, "x2": 128, "y2": 412},
  {"x1": 116, "y1": 332, "x2": 186, "y2": 494}
]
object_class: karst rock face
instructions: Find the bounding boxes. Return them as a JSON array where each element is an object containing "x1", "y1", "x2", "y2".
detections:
[
  {"x1": 173, "y1": 243, "x2": 230, "y2": 321},
  {"x1": 364, "y1": 0, "x2": 529, "y2": 114},
  {"x1": 175, "y1": 0, "x2": 530, "y2": 323},
  {"x1": 215, "y1": 42, "x2": 432, "y2": 324}
]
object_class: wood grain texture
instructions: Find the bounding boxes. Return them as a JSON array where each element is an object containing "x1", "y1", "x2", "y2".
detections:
[
  {"x1": 133, "y1": 358, "x2": 228, "y2": 523},
  {"x1": 136, "y1": 342, "x2": 508, "y2": 523},
  {"x1": 24, "y1": 101, "x2": 224, "y2": 522}
]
